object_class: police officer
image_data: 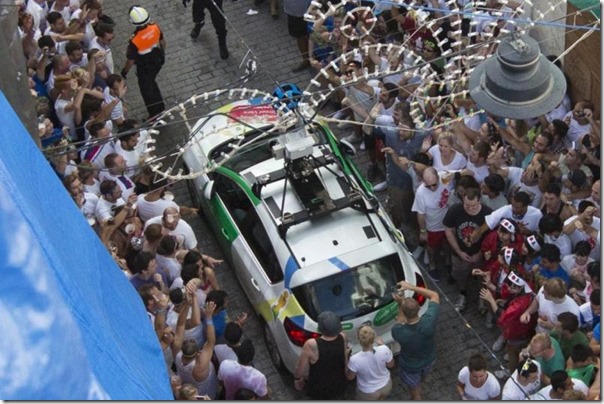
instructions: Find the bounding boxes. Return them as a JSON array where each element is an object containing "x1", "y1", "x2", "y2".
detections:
[
  {"x1": 184, "y1": 0, "x2": 229, "y2": 60},
  {"x1": 120, "y1": 6, "x2": 166, "y2": 119}
]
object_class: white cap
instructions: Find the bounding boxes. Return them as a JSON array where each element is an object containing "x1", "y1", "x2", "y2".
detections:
[{"x1": 129, "y1": 6, "x2": 149, "y2": 26}]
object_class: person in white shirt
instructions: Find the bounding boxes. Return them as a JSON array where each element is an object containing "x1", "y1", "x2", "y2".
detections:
[
  {"x1": 80, "y1": 121, "x2": 115, "y2": 170},
  {"x1": 528, "y1": 369, "x2": 588, "y2": 400},
  {"x1": 427, "y1": 131, "x2": 468, "y2": 172},
  {"x1": 89, "y1": 22, "x2": 115, "y2": 73},
  {"x1": 520, "y1": 279, "x2": 580, "y2": 334},
  {"x1": 472, "y1": 191, "x2": 543, "y2": 244},
  {"x1": 456, "y1": 353, "x2": 501, "y2": 400},
  {"x1": 412, "y1": 167, "x2": 454, "y2": 277},
  {"x1": 463, "y1": 140, "x2": 490, "y2": 185},
  {"x1": 346, "y1": 325, "x2": 394, "y2": 400},
  {"x1": 99, "y1": 153, "x2": 137, "y2": 200},
  {"x1": 95, "y1": 179, "x2": 131, "y2": 224},
  {"x1": 103, "y1": 74, "x2": 127, "y2": 125},
  {"x1": 26, "y1": 0, "x2": 49, "y2": 34},
  {"x1": 145, "y1": 207, "x2": 198, "y2": 251},
  {"x1": 501, "y1": 358, "x2": 541, "y2": 400},
  {"x1": 563, "y1": 101, "x2": 593, "y2": 145},
  {"x1": 563, "y1": 202, "x2": 601, "y2": 261},
  {"x1": 114, "y1": 120, "x2": 141, "y2": 176}
]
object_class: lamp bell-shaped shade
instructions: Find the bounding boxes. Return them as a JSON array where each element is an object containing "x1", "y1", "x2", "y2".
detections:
[{"x1": 469, "y1": 34, "x2": 567, "y2": 119}]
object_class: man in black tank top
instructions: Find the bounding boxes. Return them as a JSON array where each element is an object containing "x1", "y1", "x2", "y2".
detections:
[{"x1": 293, "y1": 311, "x2": 350, "y2": 399}]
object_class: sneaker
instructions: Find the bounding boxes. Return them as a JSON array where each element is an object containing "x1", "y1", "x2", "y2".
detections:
[
  {"x1": 492, "y1": 335, "x2": 506, "y2": 352},
  {"x1": 454, "y1": 294, "x2": 466, "y2": 313},
  {"x1": 190, "y1": 22, "x2": 204, "y2": 39},
  {"x1": 428, "y1": 269, "x2": 440, "y2": 282},
  {"x1": 291, "y1": 60, "x2": 311, "y2": 73},
  {"x1": 494, "y1": 370, "x2": 509, "y2": 380},
  {"x1": 343, "y1": 133, "x2": 362, "y2": 143},
  {"x1": 373, "y1": 181, "x2": 387, "y2": 192}
]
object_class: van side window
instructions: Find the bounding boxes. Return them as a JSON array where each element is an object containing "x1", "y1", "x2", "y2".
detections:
[{"x1": 213, "y1": 174, "x2": 283, "y2": 284}]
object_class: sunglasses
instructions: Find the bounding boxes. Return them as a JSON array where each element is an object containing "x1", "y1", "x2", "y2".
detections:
[{"x1": 425, "y1": 182, "x2": 438, "y2": 189}]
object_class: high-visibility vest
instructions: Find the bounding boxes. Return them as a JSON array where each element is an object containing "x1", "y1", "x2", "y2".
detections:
[{"x1": 131, "y1": 23, "x2": 161, "y2": 55}]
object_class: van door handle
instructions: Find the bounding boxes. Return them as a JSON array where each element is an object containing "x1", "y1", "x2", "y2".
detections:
[
  {"x1": 221, "y1": 228, "x2": 230, "y2": 241},
  {"x1": 251, "y1": 278, "x2": 261, "y2": 291}
]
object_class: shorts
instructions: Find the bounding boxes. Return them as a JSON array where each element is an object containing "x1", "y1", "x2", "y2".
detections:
[
  {"x1": 287, "y1": 14, "x2": 308, "y2": 38},
  {"x1": 356, "y1": 378, "x2": 393, "y2": 400},
  {"x1": 400, "y1": 362, "x2": 434, "y2": 389},
  {"x1": 427, "y1": 230, "x2": 446, "y2": 249}
]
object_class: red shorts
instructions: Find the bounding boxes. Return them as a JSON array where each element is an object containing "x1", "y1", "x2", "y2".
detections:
[{"x1": 427, "y1": 230, "x2": 447, "y2": 249}]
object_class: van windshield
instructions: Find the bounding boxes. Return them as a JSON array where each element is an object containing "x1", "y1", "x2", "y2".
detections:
[{"x1": 291, "y1": 254, "x2": 404, "y2": 321}]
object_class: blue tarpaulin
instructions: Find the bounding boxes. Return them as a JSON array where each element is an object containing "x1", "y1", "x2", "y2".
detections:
[{"x1": 0, "y1": 91, "x2": 173, "y2": 399}]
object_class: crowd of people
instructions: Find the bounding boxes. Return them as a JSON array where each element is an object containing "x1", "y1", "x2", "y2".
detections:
[
  {"x1": 14, "y1": 0, "x2": 601, "y2": 400},
  {"x1": 293, "y1": 0, "x2": 601, "y2": 400}
]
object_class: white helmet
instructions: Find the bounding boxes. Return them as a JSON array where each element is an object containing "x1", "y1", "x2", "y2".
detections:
[{"x1": 129, "y1": 5, "x2": 149, "y2": 26}]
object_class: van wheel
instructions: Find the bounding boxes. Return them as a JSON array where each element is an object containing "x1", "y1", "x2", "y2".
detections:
[{"x1": 264, "y1": 323, "x2": 284, "y2": 370}]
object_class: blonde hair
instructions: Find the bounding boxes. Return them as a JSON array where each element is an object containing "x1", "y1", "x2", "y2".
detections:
[
  {"x1": 54, "y1": 73, "x2": 74, "y2": 91},
  {"x1": 358, "y1": 325, "x2": 376, "y2": 349},
  {"x1": 72, "y1": 67, "x2": 90, "y2": 86},
  {"x1": 543, "y1": 278, "x2": 567, "y2": 299},
  {"x1": 179, "y1": 384, "x2": 198, "y2": 400},
  {"x1": 437, "y1": 131, "x2": 455, "y2": 146}
]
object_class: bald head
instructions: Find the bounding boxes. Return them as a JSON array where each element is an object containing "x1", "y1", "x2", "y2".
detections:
[
  {"x1": 162, "y1": 207, "x2": 180, "y2": 230},
  {"x1": 422, "y1": 167, "x2": 439, "y2": 191}
]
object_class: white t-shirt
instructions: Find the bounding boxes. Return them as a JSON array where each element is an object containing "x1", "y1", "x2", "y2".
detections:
[
  {"x1": 214, "y1": 344, "x2": 238, "y2": 367},
  {"x1": 458, "y1": 366, "x2": 501, "y2": 400},
  {"x1": 465, "y1": 161, "x2": 490, "y2": 184},
  {"x1": 95, "y1": 196, "x2": 125, "y2": 223},
  {"x1": 563, "y1": 111, "x2": 591, "y2": 144},
  {"x1": 115, "y1": 141, "x2": 141, "y2": 177},
  {"x1": 347, "y1": 345, "x2": 393, "y2": 393},
  {"x1": 69, "y1": 9, "x2": 95, "y2": 49},
  {"x1": 166, "y1": 307, "x2": 205, "y2": 347},
  {"x1": 560, "y1": 254, "x2": 594, "y2": 276},
  {"x1": 83, "y1": 178, "x2": 101, "y2": 196},
  {"x1": 80, "y1": 140, "x2": 115, "y2": 170},
  {"x1": 506, "y1": 167, "x2": 543, "y2": 208},
  {"x1": 485, "y1": 205, "x2": 543, "y2": 233},
  {"x1": 535, "y1": 286, "x2": 580, "y2": 334},
  {"x1": 145, "y1": 216, "x2": 198, "y2": 250},
  {"x1": 89, "y1": 36, "x2": 114, "y2": 73},
  {"x1": 563, "y1": 215, "x2": 601, "y2": 261},
  {"x1": 501, "y1": 362, "x2": 542, "y2": 400},
  {"x1": 99, "y1": 171, "x2": 136, "y2": 200},
  {"x1": 529, "y1": 378, "x2": 588, "y2": 400},
  {"x1": 103, "y1": 86, "x2": 125, "y2": 123},
  {"x1": 55, "y1": 97, "x2": 76, "y2": 139},
  {"x1": 428, "y1": 144, "x2": 468, "y2": 172},
  {"x1": 136, "y1": 195, "x2": 180, "y2": 223},
  {"x1": 155, "y1": 254, "x2": 181, "y2": 286},
  {"x1": 543, "y1": 234, "x2": 572, "y2": 258},
  {"x1": 217, "y1": 359, "x2": 268, "y2": 400},
  {"x1": 412, "y1": 175, "x2": 453, "y2": 232}
]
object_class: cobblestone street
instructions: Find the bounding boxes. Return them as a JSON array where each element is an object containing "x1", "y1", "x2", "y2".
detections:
[{"x1": 104, "y1": 0, "x2": 511, "y2": 399}]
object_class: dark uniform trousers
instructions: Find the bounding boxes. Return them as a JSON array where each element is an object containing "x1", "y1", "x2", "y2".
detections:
[
  {"x1": 136, "y1": 50, "x2": 165, "y2": 118},
  {"x1": 192, "y1": 0, "x2": 227, "y2": 40}
]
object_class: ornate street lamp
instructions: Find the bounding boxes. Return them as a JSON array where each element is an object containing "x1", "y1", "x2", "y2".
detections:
[{"x1": 469, "y1": 34, "x2": 567, "y2": 119}]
